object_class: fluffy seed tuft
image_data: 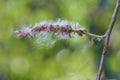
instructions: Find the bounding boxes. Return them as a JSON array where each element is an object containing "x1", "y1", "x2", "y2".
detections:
[{"x1": 16, "y1": 20, "x2": 86, "y2": 38}]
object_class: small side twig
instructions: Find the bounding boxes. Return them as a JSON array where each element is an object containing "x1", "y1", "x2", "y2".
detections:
[{"x1": 96, "y1": 0, "x2": 120, "y2": 80}]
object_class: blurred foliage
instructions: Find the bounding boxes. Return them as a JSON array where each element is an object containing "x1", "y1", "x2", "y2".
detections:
[{"x1": 0, "y1": 0, "x2": 120, "y2": 80}]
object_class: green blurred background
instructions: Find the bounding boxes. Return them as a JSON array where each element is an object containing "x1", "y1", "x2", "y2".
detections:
[{"x1": 0, "y1": 0, "x2": 120, "y2": 80}]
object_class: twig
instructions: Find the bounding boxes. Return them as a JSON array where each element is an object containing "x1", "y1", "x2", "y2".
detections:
[
  {"x1": 84, "y1": 32, "x2": 104, "y2": 38},
  {"x1": 96, "y1": 0, "x2": 120, "y2": 80}
]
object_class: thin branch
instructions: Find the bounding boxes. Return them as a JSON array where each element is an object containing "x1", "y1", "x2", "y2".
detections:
[
  {"x1": 84, "y1": 32, "x2": 104, "y2": 38},
  {"x1": 96, "y1": 0, "x2": 120, "y2": 80}
]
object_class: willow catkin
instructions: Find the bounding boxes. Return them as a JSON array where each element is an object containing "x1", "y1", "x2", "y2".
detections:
[{"x1": 16, "y1": 20, "x2": 86, "y2": 38}]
